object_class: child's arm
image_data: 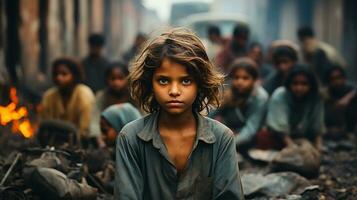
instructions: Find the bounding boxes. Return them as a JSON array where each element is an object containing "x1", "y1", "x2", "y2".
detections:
[
  {"x1": 236, "y1": 96, "x2": 268, "y2": 147},
  {"x1": 213, "y1": 131, "x2": 245, "y2": 200},
  {"x1": 115, "y1": 134, "x2": 143, "y2": 200}
]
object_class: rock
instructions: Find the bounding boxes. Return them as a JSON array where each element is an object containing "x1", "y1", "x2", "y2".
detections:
[
  {"x1": 272, "y1": 139, "x2": 321, "y2": 178},
  {"x1": 241, "y1": 172, "x2": 310, "y2": 198},
  {"x1": 23, "y1": 167, "x2": 97, "y2": 200}
]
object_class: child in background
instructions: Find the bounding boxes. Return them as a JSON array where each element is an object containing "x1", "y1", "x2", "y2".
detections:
[
  {"x1": 41, "y1": 58, "x2": 95, "y2": 140},
  {"x1": 90, "y1": 62, "x2": 133, "y2": 138},
  {"x1": 323, "y1": 65, "x2": 356, "y2": 136},
  {"x1": 210, "y1": 58, "x2": 269, "y2": 152},
  {"x1": 263, "y1": 43, "x2": 298, "y2": 95},
  {"x1": 82, "y1": 34, "x2": 109, "y2": 93},
  {"x1": 266, "y1": 66, "x2": 324, "y2": 150},
  {"x1": 115, "y1": 28, "x2": 244, "y2": 199},
  {"x1": 99, "y1": 103, "x2": 141, "y2": 148},
  {"x1": 247, "y1": 42, "x2": 273, "y2": 81}
]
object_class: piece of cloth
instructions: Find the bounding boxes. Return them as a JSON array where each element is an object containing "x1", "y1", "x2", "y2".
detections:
[
  {"x1": 41, "y1": 84, "x2": 95, "y2": 138},
  {"x1": 24, "y1": 167, "x2": 97, "y2": 200},
  {"x1": 89, "y1": 89, "x2": 132, "y2": 137},
  {"x1": 115, "y1": 112, "x2": 244, "y2": 200},
  {"x1": 101, "y1": 103, "x2": 142, "y2": 133},
  {"x1": 210, "y1": 86, "x2": 269, "y2": 147},
  {"x1": 82, "y1": 56, "x2": 109, "y2": 93},
  {"x1": 266, "y1": 87, "x2": 325, "y2": 141},
  {"x1": 272, "y1": 139, "x2": 321, "y2": 178}
]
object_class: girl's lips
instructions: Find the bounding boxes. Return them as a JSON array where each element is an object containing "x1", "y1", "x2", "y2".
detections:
[{"x1": 166, "y1": 100, "x2": 184, "y2": 107}]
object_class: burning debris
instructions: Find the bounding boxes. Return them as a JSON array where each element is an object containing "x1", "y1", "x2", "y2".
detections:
[{"x1": 0, "y1": 87, "x2": 34, "y2": 138}]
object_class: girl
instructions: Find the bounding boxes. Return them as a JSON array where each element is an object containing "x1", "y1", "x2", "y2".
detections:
[
  {"x1": 115, "y1": 28, "x2": 244, "y2": 199},
  {"x1": 323, "y1": 65, "x2": 356, "y2": 135},
  {"x1": 247, "y1": 42, "x2": 273, "y2": 81},
  {"x1": 89, "y1": 62, "x2": 134, "y2": 137},
  {"x1": 263, "y1": 42, "x2": 298, "y2": 95},
  {"x1": 210, "y1": 58, "x2": 269, "y2": 151},
  {"x1": 266, "y1": 66, "x2": 324, "y2": 149},
  {"x1": 99, "y1": 103, "x2": 141, "y2": 148},
  {"x1": 41, "y1": 58, "x2": 95, "y2": 140}
]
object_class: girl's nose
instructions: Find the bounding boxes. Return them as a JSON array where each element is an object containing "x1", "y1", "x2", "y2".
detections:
[{"x1": 168, "y1": 83, "x2": 181, "y2": 97}]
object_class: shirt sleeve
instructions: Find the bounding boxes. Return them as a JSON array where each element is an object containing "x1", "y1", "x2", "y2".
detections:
[
  {"x1": 236, "y1": 97, "x2": 268, "y2": 146},
  {"x1": 213, "y1": 131, "x2": 245, "y2": 200},
  {"x1": 266, "y1": 88, "x2": 290, "y2": 135},
  {"x1": 115, "y1": 134, "x2": 144, "y2": 200},
  {"x1": 78, "y1": 91, "x2": 95, "y2": 138}
]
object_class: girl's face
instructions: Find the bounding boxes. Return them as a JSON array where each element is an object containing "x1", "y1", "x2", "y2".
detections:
[
  {"x1": 100, "y1": 117, "x2": 117, "y2": 145},
  {"x1": 290, "y1": 74, "x2": 310, "y2": 99},
  {"x1": 107, "y1": 68, "x2": 128, "y2": 92},
  {"x1": 248, "y1": 46, "x2": 262, "y2": 63},
  {"x1": 231, "y1": 68, "x2": 255, "y2": 95},
  {"x1": 152, "y1": 57, "x2": 198, "y2": 115},
  {"x1": 275, "y1": 56, "x2": 294, "y2": 75},
  {"x1": 329, "y1": 69, "x2": 345, "y2": 89},
  {"x1": 53, "y1": 65, "x2": 74, "y2": 89}
]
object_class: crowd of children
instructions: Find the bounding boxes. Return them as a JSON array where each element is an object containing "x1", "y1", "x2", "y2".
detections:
[{"x1": 36, "y1": 25, "x2": 355, "y2": 199}]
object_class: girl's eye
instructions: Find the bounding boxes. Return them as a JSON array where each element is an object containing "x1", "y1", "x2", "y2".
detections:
[
  {"x1": 158, "y1": 79, "x2": 169, "y2": 85},
  {"x1": 182, "y1": 79, "x2": 192, "y2": 85}
]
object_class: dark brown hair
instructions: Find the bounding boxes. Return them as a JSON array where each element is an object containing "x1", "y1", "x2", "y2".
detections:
[
  {"x1": 52, "y1": 58, "x2": 83, "y2": 85},
  {"x1": 128, "y1": 28, "x2": 224, "y2": 113},
  {"x1": 228, "y1": 57, "x2": 259, "y2": 80}
]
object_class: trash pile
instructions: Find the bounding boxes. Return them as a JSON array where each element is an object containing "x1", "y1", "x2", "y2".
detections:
[
  {"x1": 1, "y1": 121, "x2": 356, "y2": 199},
  {"x1": 240, "y1": 135, "x2": 357, "y2": 200},
  {"x1": 0, "y1": 121, "x2": 115, "y2": 200}
]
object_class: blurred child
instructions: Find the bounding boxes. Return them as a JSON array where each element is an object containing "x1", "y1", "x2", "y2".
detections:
[
  {"x1": 210, "y1": 58, "x2": 269, "y2": 152},
  {"x1": 216, "y1": 24, "x2": 250, "y2": 73},
  {"x1": 99, "y1": 103, "x2": 141, "y2": 148},
  {"x1": 266, "y1": 66, "x2": 324, "y2": 150},
  {"x1": 323, "y1": 65, "x2": 356, "y2": 135},
  {"x1": 41, "y1": 58, "x2": 95, "y2": 140},
  {"x1": 89, "y1": 61, "x2": 133, "y2": 137},
  {"x1": 248, "y1": 42, "x2": 273, "y2": 81},
  {"x1": 82, "y1": 34, "x2": 110, "y2": 93},
  {"x1": 263, "y1": 43, "x2": 298, "y2": 94}
]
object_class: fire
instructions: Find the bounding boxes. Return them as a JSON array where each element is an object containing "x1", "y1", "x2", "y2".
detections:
[{"x1": 0, "y1": 87, "x2": 34, "y2": 138}]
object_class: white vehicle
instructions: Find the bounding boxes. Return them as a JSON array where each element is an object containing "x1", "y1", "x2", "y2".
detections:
[{"x1": 177, "y1": 12, "x2": 249, "y2": 39}]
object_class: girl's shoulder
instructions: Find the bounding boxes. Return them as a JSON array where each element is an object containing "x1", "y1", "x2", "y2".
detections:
[
  {"x1": 72, "y1": 84, "x2": 95, "y2": 103},
  {"x1": 43, "y1": 87, "x2": 59, "y2": 99},
  {"x1": 75, "y1": 84, "x2": 95, "y2": 95},
  {"x1": 270, "y1": 87, "x2": 287, "y2": 99},
  {"x1": 118, "y1": 113, "x2": 154, "y2": 138},
  {"x1": 200, "y1": 115, "x2": 234, "y2": 140},
  {"x1": 253, "y1": 85, "x2": 269, "y2": 101}
]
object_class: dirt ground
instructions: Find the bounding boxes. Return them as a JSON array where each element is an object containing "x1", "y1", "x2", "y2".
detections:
[{"x1": 0, "y1": 127, "x2": 356, "y2": 200}]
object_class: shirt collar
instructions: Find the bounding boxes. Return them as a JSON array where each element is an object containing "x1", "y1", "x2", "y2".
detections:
[{"x1": 137, "y1": 111, "x2": 216, "y2": 148}]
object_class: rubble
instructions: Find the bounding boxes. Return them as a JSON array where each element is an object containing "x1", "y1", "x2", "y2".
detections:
[{"x1": 0, "y1": 126, "x2": 356, "y2": 199}]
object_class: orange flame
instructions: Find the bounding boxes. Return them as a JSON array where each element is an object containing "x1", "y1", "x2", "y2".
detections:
[{"x1": 0, "y1": 87, "x2": 34, "y2": 138}]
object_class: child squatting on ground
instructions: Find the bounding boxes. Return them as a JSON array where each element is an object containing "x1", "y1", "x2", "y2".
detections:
[{"x1": 114, "y1": 28, "x2": 245, "y2": 199}]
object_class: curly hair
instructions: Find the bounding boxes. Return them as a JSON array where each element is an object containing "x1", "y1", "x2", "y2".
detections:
[{"x1": 128, "y1": 27, "x2": 224, "y2": 113}]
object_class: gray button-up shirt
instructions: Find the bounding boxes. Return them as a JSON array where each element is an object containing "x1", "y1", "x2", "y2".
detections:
[{"x1": 115, "y1": 112, "x2": 244, "y2": 200}]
